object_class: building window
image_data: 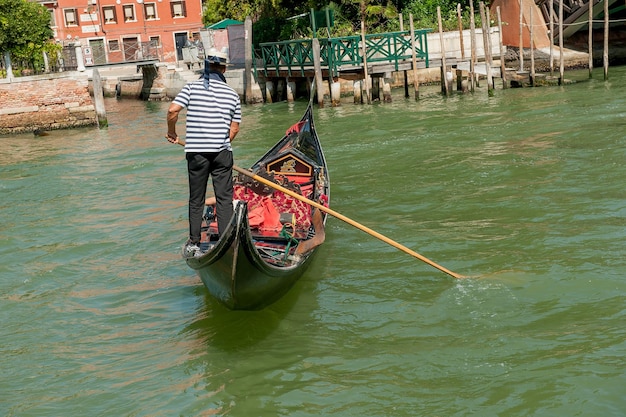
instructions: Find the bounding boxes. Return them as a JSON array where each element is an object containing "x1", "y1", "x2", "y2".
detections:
[
  {"x1": 109, "y1": 39, "x2": 120, "y2": 52},
  {"x1": 170, "y1": 1, "x2": 186, "y2": 18},
  {"x1": 103, "y1": 6, "x2": 117, "y2": 24},
  {"x1": 64, "y1": 8, "x2": 78, "y2": 26},
  {"x1": 123, "y1": 4, "x2": 136, "y2": 22},
  {"x1": 144, "y1": 3, "x2": 157, "y2": 20},
  {"x1": 49, "y1": 9, "x2": 57, "y2": 27},
  {"x1": 149, "y1": 36, "x2": 160, "y2": 47}
]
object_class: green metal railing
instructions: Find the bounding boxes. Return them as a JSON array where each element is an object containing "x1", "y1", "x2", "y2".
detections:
[{"x1": 258, "y1": 29, "x2": 431, "y2": 77}]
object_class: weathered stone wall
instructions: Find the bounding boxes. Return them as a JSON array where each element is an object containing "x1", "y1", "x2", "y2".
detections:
[{"x1": 0, "y1": 73, "x2": 97, "y2": 135}]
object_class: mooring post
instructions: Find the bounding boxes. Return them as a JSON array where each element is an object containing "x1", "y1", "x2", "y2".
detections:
[
  {"x1": 519, "y1": 1, "x2": 524, "y2": 73},
  {"x1": 360, "y1": 20, "x2": 372, "y2": 104},
  {"x1": 353, "y1": 80, "x2": 362, "y2": 104},
  {"x1": 371, "y1": 77, "x2": 380, "y2": 101},
  {"x1": 244, "y1": 16, "x2": 253, "y2": 104},
  {"x1": 550, "y1": 0, "x2": 555, "y2": 76},
  {"x1": 312, "y1": 38, "x2": 325, "y2": 107},
  {"x1": 286, "y1": 78, "x2": 295, "y2": 102},
  {"x1": 497, "y1": 6, "x2": 507, "y2": 88},
  {"x1": 276, "y1": 78, "x2": 285, "y2": 101},
  {"x1": 559, "y1": 0, "x2": 564, "y2": 84},
  {"x1": 437, "y1": 7, "x2": 450, "y2": 96},
  {"x1": 92, "y1": 69, "x2": 107, "y2": 128},
  {"x1": 409, "y1": 14, "x2": 420, "y2": 99},
  {"x1": 265, "y1": 80, "x2": 274, "y2": 104},
  {"x1": 584, "y1": 0, "x2": 593, "y2": 78},
  {"x1": 530, "y1": 6, "x2": 535, "y2": 86},
  {"x1": 330, "y1": 78, "x2": 341, "y2": 106},
  {"x1": 457, "y1": 3, "x2": 465, "y2": 60},
  {"x1": 480, "y1": 2, "x2": 494, "y2": 95},
  {"x1": 469, "y1": 1, "x2": 477, "y2": 91},
  {"x1": 603, "y1": 0, "x2": 609, "y2": 80},
  {"x1": 382, "y1": 73, "x2": 392, "y2": 102},
  {"x1": 399, "y1": 13, "x2": 409, "y2": 98}
]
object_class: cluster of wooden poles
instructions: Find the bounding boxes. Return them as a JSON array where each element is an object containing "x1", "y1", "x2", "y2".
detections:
[
  {"x1": 542, "y1": 0, "x2": 615, "y2": 80},
  {"x1": 447, "y1": 0, "x2": 617, "y2": 94},
  {"x1": 358, "y1": 0, "x2": 617, "y2": 103}
]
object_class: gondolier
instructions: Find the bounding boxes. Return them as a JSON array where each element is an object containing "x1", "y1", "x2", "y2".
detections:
[
  {"x1": 169, "y1": 101, "x2": 329, "y2": 310},
  {"x1": 166, "y1": 48, "x2": 242, "y2": 258}
]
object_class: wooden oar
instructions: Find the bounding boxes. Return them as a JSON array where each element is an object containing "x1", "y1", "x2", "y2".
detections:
[
  {"x1": 234, "y1": 165, "x2": 465, "y2": 279},
  {"x1": 169, "y1": 137, "x2": 465, "y2": 279}
]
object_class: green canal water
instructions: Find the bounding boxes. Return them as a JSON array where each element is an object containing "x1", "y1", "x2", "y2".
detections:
[{"x1": 1, "y1": 67, "x2": 624, "y2": 416}]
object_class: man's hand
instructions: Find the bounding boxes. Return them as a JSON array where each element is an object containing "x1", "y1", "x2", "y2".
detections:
[
  {"x1": 165, "y1": 134, "x2": 185, "y2": 146},
  {"x1": 165, "y1": 133, "x2": 179, "y2": 144}
]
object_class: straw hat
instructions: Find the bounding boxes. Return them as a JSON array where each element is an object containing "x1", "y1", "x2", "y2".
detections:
[{"x1": 205, "y1": 48, "x2": 230, "y2": 66}]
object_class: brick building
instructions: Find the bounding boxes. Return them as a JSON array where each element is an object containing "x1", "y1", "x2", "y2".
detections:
[{"x1": 40, "y1": 0, "x2": 204, "y2": 66}]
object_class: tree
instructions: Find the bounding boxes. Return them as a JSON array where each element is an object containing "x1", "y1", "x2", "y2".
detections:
[
  {"x1": 0, "y1": 0, "x2": 55, "y2": 76},
  {"x1": 199, "y1": 0, "x2": 476, "y2": 43}
]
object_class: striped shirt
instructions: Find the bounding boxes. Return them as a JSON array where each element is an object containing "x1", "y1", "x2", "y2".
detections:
[{"x1": 172, "y1": 78, "x2": 241, "y2": 153}]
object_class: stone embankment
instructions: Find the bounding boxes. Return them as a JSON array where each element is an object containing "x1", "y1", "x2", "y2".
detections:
[{"x1": 0, "y1": 73, "x2": 97, "y2": 135}]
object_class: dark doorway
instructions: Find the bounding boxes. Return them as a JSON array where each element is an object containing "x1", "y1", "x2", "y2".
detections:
[{"x1": 175, "y1": 32, "x2": 188, "y2": 61}]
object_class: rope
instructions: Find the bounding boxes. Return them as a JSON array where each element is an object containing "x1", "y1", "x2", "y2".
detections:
[
  {"x1": 280, "y1": 225, "x2": 299, "y2": 262},
  {"x1": 520, "y1": 18, "x2": 626, "y2": 29}
]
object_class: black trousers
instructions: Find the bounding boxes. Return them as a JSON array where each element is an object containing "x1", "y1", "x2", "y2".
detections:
[{"x1": 186, "y1": 150, "x2": 233, "y2": 243}]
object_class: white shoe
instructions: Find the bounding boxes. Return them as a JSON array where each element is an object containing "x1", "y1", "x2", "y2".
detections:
[{"x1": 182, "y1": 241, "x2": 201, "y2": 258}]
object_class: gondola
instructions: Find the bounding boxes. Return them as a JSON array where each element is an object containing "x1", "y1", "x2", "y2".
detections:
[{"x1": 185, "y1": 102, "x2": 329, "y2": 310}]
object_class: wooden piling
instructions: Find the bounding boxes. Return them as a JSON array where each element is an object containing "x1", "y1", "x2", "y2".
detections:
[
  {"x1": 584, "y1": 0, "x2": 593, "y2": 78},
  {"x1": 519, "y1": 1, "x2": 524, "y2": 72},
  {"x1": 265, "y1": 80, "x2": 274, "y2": 104},
  {"x1": 276, "y1": 79, "x2": 285, "y2": 101},
  {"x1": 550, "y1": 0, "x2": 554, "y2": 75},
  {"x1": 399, "y1": 14, "x2": 409, "y2": 98},
  {"x1": 484, "y1": 3, "x2": 494, "y2": 90},
  {"x1": 530, "y1": 6, "x2": 535, "y2": 85},
  {"x1": 92, "y1": 69, "x2": 107, "y2": 128},
  {"x1": 331, "y1": 78, "x2": 341, "y2": 106},
  {"x1": 372, "y1": 77, "x2": 380, "y2": 101},
  {"x1": 457, "y1": 4, "x2": 465, "y2": 60},
  {"x1": 312, "y1": 38, "x2": 325, "y2": 107},
  {"x1": 603, "y1": 0, "x2": 609, "y2": 79},
  {"x1": 360, "y1": 20, "x2": 372, "y2": 104},
  {"x1": 479, "y1": 2, "x2": 494, "y2": 95},
  {"x1": 244, "y1": 17, "x2": 253, "y2": 104},
  {"x1": 496, "y1": 7, "x2": 507, "y2": 88},
  {"x1": 409, "y1": 14, "x2": 420, "y2": 99},
  {"x1": 286, "y1": 79, "x2": 295, "y2": 102},
  {"x1": 469, "y1": 1, "x2": 477, "y2": 91},
  {"x1": 382, "y1": 73, "x2": 392, "y2": 102},
  {"x1": 437, "y1": 7, "x2": 450, "y2": 96},
  {"x1": 559, "y1": 0, "x2": 564, "y2": 84},
  {"x1": 353, "y1": 80, "x2": 362, "y2": 104}
]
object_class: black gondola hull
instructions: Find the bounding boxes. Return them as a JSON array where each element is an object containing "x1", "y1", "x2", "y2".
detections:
[
  {"x1": 183, "y1": 103, "x2": 328, "y2": 310},
  {"x1": 186, "y1": 202, "x2": 318, "y2": 310}
]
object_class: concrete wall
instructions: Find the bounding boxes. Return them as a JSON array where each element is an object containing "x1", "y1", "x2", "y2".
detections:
[{"x1": 0, "y1": 73, "x2": 97, "y2": 135}]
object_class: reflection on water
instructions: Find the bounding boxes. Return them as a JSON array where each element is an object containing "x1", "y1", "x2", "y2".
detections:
[{"x1": 0, "y1": 67, "x2": 625, "y2": 416}]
